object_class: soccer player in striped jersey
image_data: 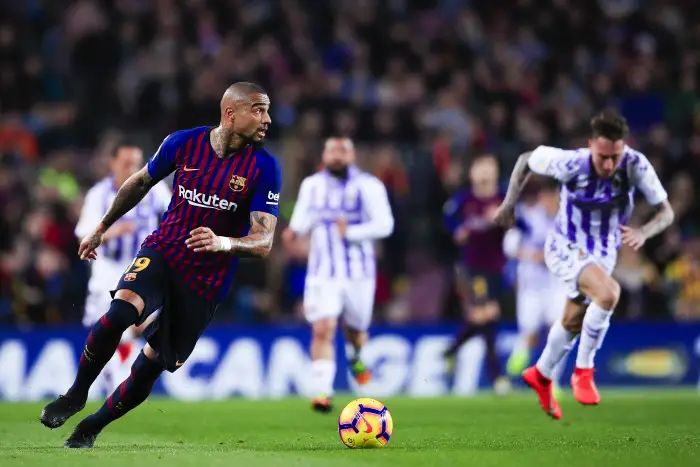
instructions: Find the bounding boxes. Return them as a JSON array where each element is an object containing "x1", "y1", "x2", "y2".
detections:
[
  {"x1": 502, "y1": 180, "x2": 569, "y2": 390},
  {"x1": 282, "y1": 137, "x2": 394, "y2": 413},
  {"x1": 41, "y1": 82, "x2": 282, "y2": 448},
  {"x1": 493, "y1": 109, "x2": 674, "y2": 419},
  {"x1": 442, "y1": 154, "x2": 511, "y2": 394},
  {"x1": 74, "y1": 143, "x2": 170, "y2": 398}
]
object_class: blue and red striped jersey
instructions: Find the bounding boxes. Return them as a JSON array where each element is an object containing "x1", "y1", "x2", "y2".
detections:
[
  {"x1": 443, "y1": 189, "x2": 505, "y2": 274},
  {"x1": 142, "y1": 126, "x2": 282, "y2": 302}
]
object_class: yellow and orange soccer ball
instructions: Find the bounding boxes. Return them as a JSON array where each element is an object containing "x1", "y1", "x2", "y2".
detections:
[{"x1": 337, "y1": 398, "x2": 393, "y2": 449}]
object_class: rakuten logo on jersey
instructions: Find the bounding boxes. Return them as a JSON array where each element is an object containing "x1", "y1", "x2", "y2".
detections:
[{"x1": 178, "y1": 185, "x2": 238, "y2": 212}]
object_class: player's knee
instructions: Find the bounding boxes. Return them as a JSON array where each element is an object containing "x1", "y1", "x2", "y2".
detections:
[
  {"x1": 114, "y1": 289, "x2": 146, "y2": 315},
  {"x1": 143, "y1": 343, "x2": 158, "y2": 361},
  {"x1": 594, "y1": 278, "x2": 620, "y2": 310},
  {"x1": 103, "y1": 298, "x2": 141, "y2": 329},
  {"x1": 312, "y1": 318, "x2": 337, "y2": 343}
]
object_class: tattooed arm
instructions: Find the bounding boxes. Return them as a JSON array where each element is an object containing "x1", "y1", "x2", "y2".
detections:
[
  {"x1": 101, "y1": 167, "x2": 157, "y2": 230},
  {"x1": 186, "y1": 152, "x2": 283, "y2": 258},
  {"x1": 229, "y1": 212, "x2": 278, "y2": 258},
  {"x1": 78, "y1": 166, "x2": 158, "y2": 260},
  {"x1": 621, "y1": 199, "x2": 674, "y2": 251},
  {"x1": 641, "y1": 200, "x2": 674, "y2": 239},
  {"x1": 492, "y1": 151, "x2": 533, "y2": 227},
  {"x1": 186, "y1": 212, "x2": 278, "y2": 258},
  {"x1": 621, "y1": 151, "x2": 675, "y2": 251},
  {"x1": 502, "y1": 151, "x2": 533, "y2": 209},
  {"x1": 494, "y1": 145, "x2": 583, "y2": 228}
]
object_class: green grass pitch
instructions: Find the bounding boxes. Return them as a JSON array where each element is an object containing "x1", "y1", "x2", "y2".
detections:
[{"x1": 1, "y1": 390, "x2": 699, "y2": 466}]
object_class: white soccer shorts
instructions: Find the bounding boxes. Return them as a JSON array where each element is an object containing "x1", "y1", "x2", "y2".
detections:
[
  {"x1": 303, "y1": 277, "x2": 376, "y2": 331},
  {"x1": 516, "y1": 279, "x2": 568, "y2": 334},
  {"x1": 83, "y1": 290, "x2": 113, "y2": 327},
  {"x1": 544, "y1": 232, "x2": 617, "y2": 300}
]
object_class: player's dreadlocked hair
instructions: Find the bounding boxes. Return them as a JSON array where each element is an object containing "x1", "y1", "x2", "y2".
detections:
[{"x1": 590, "y1": 108, "x2": 629, "y2": 141}]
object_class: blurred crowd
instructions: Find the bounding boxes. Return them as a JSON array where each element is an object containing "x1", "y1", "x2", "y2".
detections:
[{"x1": 1, "y1": 0, "x2": 700, "y2": 326}]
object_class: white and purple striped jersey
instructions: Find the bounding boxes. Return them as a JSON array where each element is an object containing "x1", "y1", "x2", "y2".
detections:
[
  {"x1": 289, "y1": 165, "x2": 394, "y2": 280},
  {"x1": 528, "y1": 145, "x2": 667, "y2": 258},
  {"x1": 75, "y1": 177, "x2": 171, "y2": 297},
  {"x1": 504, "y1": 203, "x2": 556, "y2": 290}
]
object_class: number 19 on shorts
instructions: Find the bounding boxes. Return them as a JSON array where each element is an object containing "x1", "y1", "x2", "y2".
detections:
[{"x1": 123, "y1": 256, "x2": 151, "y2": 281}]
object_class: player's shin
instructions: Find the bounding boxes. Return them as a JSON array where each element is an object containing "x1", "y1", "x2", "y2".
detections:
[
  {"x1": 78, "y1": 351, "x2": 163, "y2": 433},
  {"x1": 550, "y1": 352, "x2": 569, "y2": 386},
  {"x1": 576, "y1": 302, "x2": 613, "y2": 369},
  {"x1": 344, "y1": 328, "x2": 371, "y2": 384},
  {"x1": 575, "y1": 268, "x2": 619, "y2": 369},
  {"x1": 66, "y1": 299, "x2": 140, "y2": 402},
  {"x1": 535, "y1": 320, "x2": 578, "y2": 379},
  {"x1": 309, "y1": 319, "x2": 337, "y2": 399},
  {"x1": 507, "y1": 333, "x2": 535, "y2": 376}
]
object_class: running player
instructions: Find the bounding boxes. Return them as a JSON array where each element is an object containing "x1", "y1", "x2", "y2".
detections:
[
  {"x1": 40, "y1": 82, "x2": 282, "y2": 447},
  {"x1": 493, "y1": 109, "x2": 673, "y2": 419},
  {"x1": 74, "y1": 143, "x2": 170, "y2": 397},
  {"x1": 503, "y1": 180, "x2": 569, "y2": 389},
  {"x1": 442, "y1": 154, "x2": 510, "y2": 394},
  {"x1": 282, "y1": 137, "x2": 394, "y2": 413}
]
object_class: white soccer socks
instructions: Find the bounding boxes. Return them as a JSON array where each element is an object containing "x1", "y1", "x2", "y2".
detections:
[
  {"x1": 576, "y1": 303, "x2": 612, "y2": 369},
  {"x1": 309, "y1": 359, "x2": 336, "y2": 398},
  {"x1": 536, "y1": 320, "x2": 578, "y2": 379}
]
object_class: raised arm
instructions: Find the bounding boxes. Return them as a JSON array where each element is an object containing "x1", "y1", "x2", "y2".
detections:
[
  {"x1": 492, "y1": 151, "x2": 533, "y2": 227},
  {"x1": 494, "y1": 146, "x2": 580, "y2": 227}
]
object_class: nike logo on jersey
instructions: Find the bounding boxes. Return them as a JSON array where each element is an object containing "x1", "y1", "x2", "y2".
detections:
[{"x1": 183, "y1": 166, "x2": 199, "y2": 172}]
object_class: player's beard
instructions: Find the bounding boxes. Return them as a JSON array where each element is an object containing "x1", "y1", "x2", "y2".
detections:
[
  {"x1": 246, "y1": 131, "x2": 265, "y2": 149},
  {"x1": 326, "y1": 164, "x2": 348, "y2": 179}
]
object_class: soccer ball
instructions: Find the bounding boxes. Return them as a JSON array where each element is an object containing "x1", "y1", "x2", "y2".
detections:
[{"x1": 337, "y1": 398, "x2": 393, "y2": 449}]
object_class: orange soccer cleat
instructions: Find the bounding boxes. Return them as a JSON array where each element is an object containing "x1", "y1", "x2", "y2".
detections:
[
  {"x1": 522, "y1": 366, "x2": 562, "y2": 420},
  {"x1": 350, "y1": 359, "x2": 372, "y2": 385},
  {"x1": 311, "y1": 396, "x2": 333, "y2": 414},
  {"x1": 571, "y1": 367, "x2": 600, "y2": 405}
]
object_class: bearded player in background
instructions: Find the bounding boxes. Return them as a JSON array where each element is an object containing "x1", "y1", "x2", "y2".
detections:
[{"x1": 283, "y1": 137, "x2": 394, "y2": 413}]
